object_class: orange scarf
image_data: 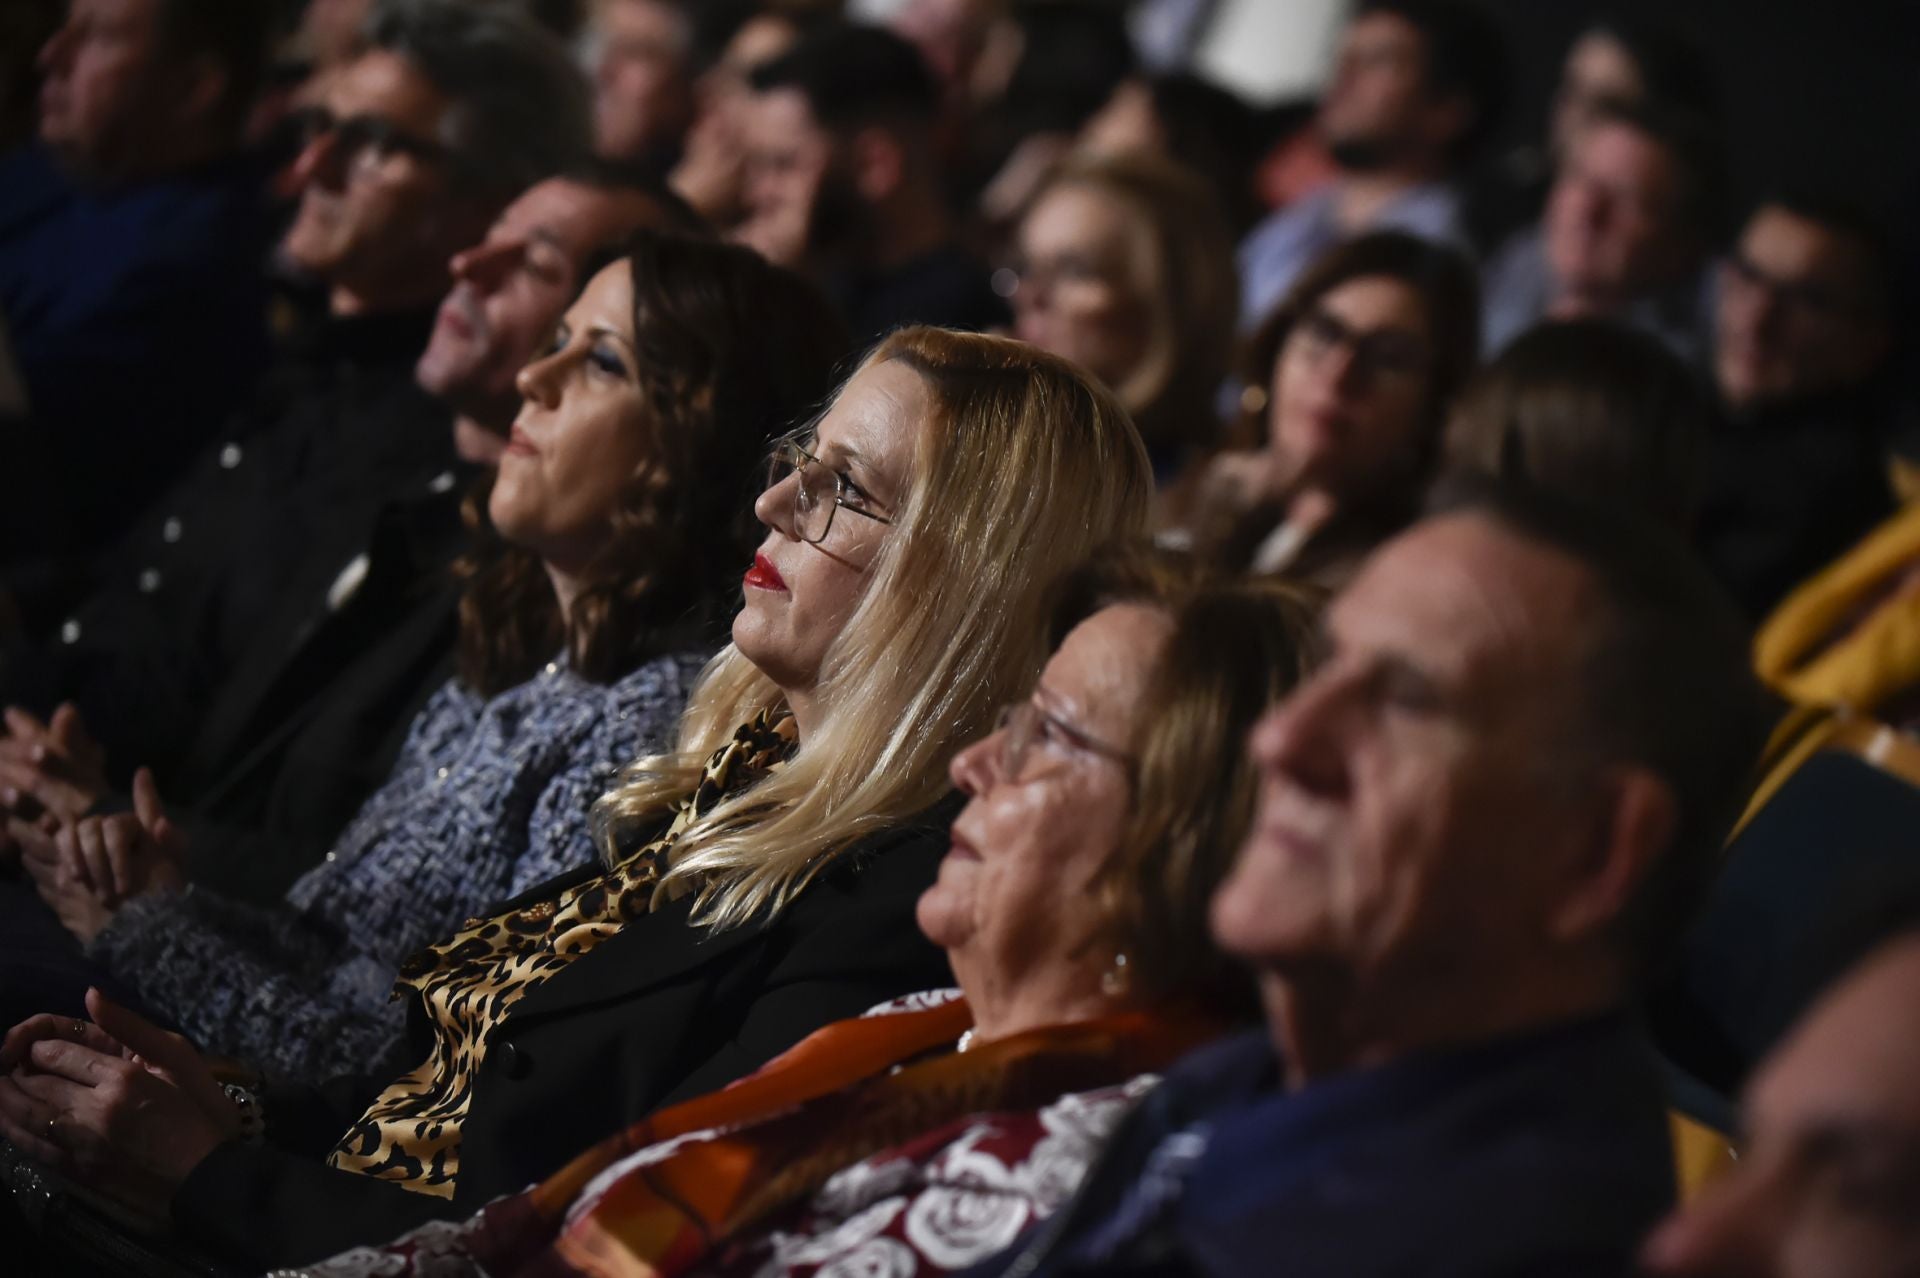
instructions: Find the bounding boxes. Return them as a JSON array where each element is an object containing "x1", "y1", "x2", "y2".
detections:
[{"x1": 322, "y1": 998, "x2": 1221, "y2": 1278}]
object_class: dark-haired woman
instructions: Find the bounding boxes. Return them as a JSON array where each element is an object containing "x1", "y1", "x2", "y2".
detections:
[
  {"x1": 24, "y1": 231, "x2": 849, "y2": 1085},
  {"x1": 1161, "y1": 232, "x2": 1480, "y2": 590}
]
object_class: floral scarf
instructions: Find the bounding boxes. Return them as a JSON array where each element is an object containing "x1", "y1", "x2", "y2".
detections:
[{"x1": 286, "y1": 995, "x2": 1222, "y2": 1277}]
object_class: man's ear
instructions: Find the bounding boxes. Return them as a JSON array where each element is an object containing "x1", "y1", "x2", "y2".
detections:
[
  {"x1": 848, "y1": 125, "x2": 907, "y2": 205},
  {"x1": 1548, "y1": 766, "x2": 1676, "y2": 945}
]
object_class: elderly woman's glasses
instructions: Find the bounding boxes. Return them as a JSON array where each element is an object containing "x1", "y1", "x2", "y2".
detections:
[
  {"x1": 993, "y1": 700, "x2": 1132, "y2": 781},
  {"x1": 1293, "y1": 306, "x2": 1429, "y2": 383},
  {"x1": 764, "y1": 437, "x2": 894, "y2": 546}
]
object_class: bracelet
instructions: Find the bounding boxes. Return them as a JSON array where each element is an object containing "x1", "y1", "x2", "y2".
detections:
[{"x1": 221, "y1": 1082, "x2": 266, "y2": 1145}]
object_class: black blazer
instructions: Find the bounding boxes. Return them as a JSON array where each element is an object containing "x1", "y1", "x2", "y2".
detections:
[{"x1": 170, "y1": 798, "x2": 960, "y2": 1270}]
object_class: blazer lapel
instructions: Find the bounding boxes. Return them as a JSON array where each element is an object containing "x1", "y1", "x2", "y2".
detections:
[{"x1": 501, "y1": 891, "x2": 772, "y2": 1026}]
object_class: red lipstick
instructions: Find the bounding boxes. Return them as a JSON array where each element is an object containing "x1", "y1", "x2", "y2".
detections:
[{"x1": 744, "y1": 553, "x2": 787, "y2": 592}]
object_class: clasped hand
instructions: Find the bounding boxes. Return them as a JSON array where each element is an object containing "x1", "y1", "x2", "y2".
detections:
[
  {"x1": 0, "y1": 988, "x2": 238, "y2": 1224},
  {"x1": 11, "y1": 766, "x2": 186, "y2": 944}
]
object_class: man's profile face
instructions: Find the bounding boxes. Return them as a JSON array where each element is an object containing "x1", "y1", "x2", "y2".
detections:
[
  {"x1": 1318, "y1": 12, "x2": 1433, "y2": 165},
  {"x1": 1714, "y1": 206, "x2": 1889, "y2": 415},
  {"x1": 1544, "y1": 120, "x2": 1693, "y2": 302},
  {"x1": 1212, "y1": 514, "x2": 1602, "y2": 989},
  {"x1": 739, "y1": 86, "x2": 858, "y2": 257},
  {"x1": 416, "y1": 179, "x2": 664, "y2": 425},
  {"x1": 37, "y1": 0, "x2": 167, "y2": 177},
  {"x1": 281, "y1": 49, "x2": 491, "y2": 306},
  {"x1": 591, "y1": 0, "x2": 696, "y2": 162},
  {"x1": 1641, "y1": 936, "x2": 1920, "y2": 1278}
]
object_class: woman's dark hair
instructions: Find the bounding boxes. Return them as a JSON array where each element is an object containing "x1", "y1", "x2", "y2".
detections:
[
  {"x1": 456, "y1": 230, "x2": 850, "y2": 695},
  {"x1": 1237, "y1": 230, "x2": 1482, "y2": 488},
  {"x1": 1443, "y1": 318, "x2": 1710, "y2": 530}
]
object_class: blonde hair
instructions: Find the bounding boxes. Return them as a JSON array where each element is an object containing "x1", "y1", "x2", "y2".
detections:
[
  {"x1": 594, "y1": 327, "x2": 1154, "y2": 928},
  {"x1": 1029, "y1": 153, "x2": 1238, "y2": 455}
]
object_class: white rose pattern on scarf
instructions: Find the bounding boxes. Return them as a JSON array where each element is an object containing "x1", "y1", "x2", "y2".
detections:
[{"x1": 746, "y1": 1074, "x2": 1157, "y2": 1277}]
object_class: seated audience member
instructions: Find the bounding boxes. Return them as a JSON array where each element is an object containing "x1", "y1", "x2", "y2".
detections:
[
  {"x1": 584, "y1": 0, "x2": 699, "y2": 178},
  {"x1": 1005, "y1": 154, "x2": 1238, "y2": 481},
  {"x1": 1481, "y1": 99, "x2": 1721, "y2": 357},
  {"x1": 963, "y1": 1, "x2": 1136, "y2": 246},
  {"x1": 0, "y1": 329, "x2": 1154, "y2": 1270},
  {"x1": 736, "y1": 23, "x2": 1007, "y2": 348},
  {"x1": 0, "y1": 171, "x2": 699, "y2": 1023},
  {"x1": 0, "y1": 0, "x2": 591, "y2": 799},
  {"x1": 1162, "y1": 232, "x2": 1479, "y2": 588},
  {"x1": 972, "y1": 481, "x2": 1771, "y2": 1278},
  {"x1": 1640, "y1": 875, "x2": 1920, "y2": 1276},
  {"x1": 1444, "y1": 318, "x2": 1710, "y2": 528},
  {"x1": 1474, "y1": 14, "x2": 1717, "y2": 247},
  {"x1": 6, "y1": 233, "x2": 848, "y2": 1078},
  {"x1": 1236, "y1": 0, "x2": 1505, "y2": 329},
  {"x1": 284, "y1": 547, "x2": 1320, "y2": 1277},
  {"x1": 668, "y1": 5, "x2": 820, "y2": 230},
  {"x1": 1695, "y1": 195, "x2": 1899, "y2": 621},
  {"x1": 0, "y1": 0, "x2": 276, "y2": 565},
  {"x1": 1079, "y1": 71, "x2": 1268, "y2": 235}
]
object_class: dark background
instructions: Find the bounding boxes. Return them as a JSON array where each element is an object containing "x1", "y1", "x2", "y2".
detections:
[{"x1": 1476, "y1": 0, "x2": 1919, "y2": 232}]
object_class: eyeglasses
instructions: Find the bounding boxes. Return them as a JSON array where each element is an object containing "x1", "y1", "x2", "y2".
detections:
[
  {"x1": 764, "y1": 436, "x2": 894, "y2": 546},
  {"x1": 991, "y1": 251, "x2": 1126, "y2": 301},
  {"x1": 991, "y1": 700, "x2": 1132, "y2": 781},
  {"x1": 1723, "y1": 252, "x2": 1871, "y2": 324},
  {"x1": 290, "y1": 106, "x2": 459, "y2": 176},
  {"x1": 1291, "y1": 306, "x2": 1430, "y2": 384}
]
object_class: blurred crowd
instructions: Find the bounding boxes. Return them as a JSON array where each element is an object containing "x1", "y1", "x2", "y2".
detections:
[{"x1": 0, "y1": 1, "x2": 1914, "y2": 1276}]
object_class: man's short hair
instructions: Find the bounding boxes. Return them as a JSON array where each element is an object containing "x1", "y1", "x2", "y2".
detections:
[
  {"x1": 1755, "y1": 188, "x2": 1895, "y2": 318},
  {"x1": 1426, "y1": 476, "x2": 1772, "y2": 981},
  {"x1": 564, "y1": 154, "x2": 712, "y2": 238},
  {"x1": 156, "y1": 0, "x2": 277, "y2": 130},
  {"x1": 1586, "y1": 96, "x2": 1729, "y2": 242},
  {"x1": 747, "y1": 22, "x2": 939, "y2": 133},
  {"x1": 1355, "y1": 0, "x2": 1510, "y2": 160},
  {"x1": 365, "y1": 0, "x2": 593, "y2": 198}
]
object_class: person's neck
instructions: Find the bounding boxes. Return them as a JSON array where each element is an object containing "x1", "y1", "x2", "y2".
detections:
[
  {"x1": 782, "y1": 686, "x2": 821, "y2": 744},
  {"x1": 541, "y1": 560, "x2": 586, "y2": 638},
  {"x1": 1262, "y1": 957, "x2": 1624, "y2": 1092},
  {"x1": 866, "y1": 186, "x2": 955, "y2": 273},
  {"x1": 1332, "y1": 160, "x2": 1445, "y2": 232},
  {"x1": 67, "y1": 126, "x2": 232, "y2": 187},
  {"x1": 959, "y1": 950, "x2": 1122, "y2": 1046},
  {"x1": 328, "y1": 275, "x2": 451, "y2": 320}
]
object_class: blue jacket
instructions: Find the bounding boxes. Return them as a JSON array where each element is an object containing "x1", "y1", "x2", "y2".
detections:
[
  {"x1": 0, "y1": 142, "x2": 272, "y2": 560},
  {"x1": 977, "y1": 1013, "x2": 1675, "y2": 1278}
]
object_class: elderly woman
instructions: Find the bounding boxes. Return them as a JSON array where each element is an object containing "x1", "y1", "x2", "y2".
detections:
[
  {"x1": 283, "y1": 545, "x2": 1319, "y2": 1277},
  {"x1": 5, "y1": 230, "x2": 848, "y2": 1084},
  {"x1": 0, "y1": 329, "x2": 1154, "y2": 1271},
  {"x1": 1005, "y1": 153, "x2": 1239, "y2": 482},
  {"x1": 1161, "y1": 232, "x2": 1480, "y2": 590}
]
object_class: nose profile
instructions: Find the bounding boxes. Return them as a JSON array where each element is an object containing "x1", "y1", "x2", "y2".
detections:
[
  {"x1": 291, "y1": 129, "x2": 348, "y2": 193},
  {"x1": 1250, "y1": 673, "x2": 1349, "y2": 802},
  {"x1": 1637, "y1": 1174, "x2": 1780, "y2": 1278},
  {"x1": 752, "y1": 465, "x2": 801, "y2": 538},
  {"x1": 515, "y1": 346, "x2": 565, "y2": 409},
  {"x1": 949, "y1": 732, "x2": 1000, "y2": 796},
  {"x1": 452, "y1": 237, "x2": 524, "y2": 291}
]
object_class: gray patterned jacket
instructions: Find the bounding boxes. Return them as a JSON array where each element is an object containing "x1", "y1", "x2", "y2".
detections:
[{"x1": 86, "y1": 649, "x2": 711, "y2": 1084}]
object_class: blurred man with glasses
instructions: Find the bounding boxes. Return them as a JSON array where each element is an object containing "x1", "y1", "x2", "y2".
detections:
[
  {"x1": 0, "y1": 0, "x2": 592, "y2": 877},
  {"x1": 1695, "y1": 194, "x2": 1899, "y2": 619}
]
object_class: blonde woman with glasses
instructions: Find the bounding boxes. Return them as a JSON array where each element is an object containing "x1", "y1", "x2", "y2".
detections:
[{"x1": 0, "y1": 327, "x2": 1153, "y2": 1273}]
